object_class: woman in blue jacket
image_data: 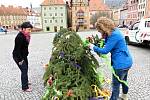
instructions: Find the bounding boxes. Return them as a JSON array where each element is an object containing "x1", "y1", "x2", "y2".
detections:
[{"x1": 89, "y1": 17, "x2": 133, "y2": 100}]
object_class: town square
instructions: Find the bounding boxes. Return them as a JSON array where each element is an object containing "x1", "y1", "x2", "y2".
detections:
[{"x1": 0, "y1": 0, "x2": 150, "y2": 100}]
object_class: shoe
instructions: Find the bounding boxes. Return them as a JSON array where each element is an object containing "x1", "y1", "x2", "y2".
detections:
[
  {"x1": 120, "y1": 94, "x2": 128, "y2": 100},
  {"x1": 23, "y1": 88, "x2": 32, "y2": 92},
  {"x1": 28, "y1": 82, "x2": 31, "y2": 85}
]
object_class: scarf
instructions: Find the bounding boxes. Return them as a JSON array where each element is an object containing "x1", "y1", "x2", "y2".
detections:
[{"x1": 22, "y1": 31, "x2": 31, "y2": 43}]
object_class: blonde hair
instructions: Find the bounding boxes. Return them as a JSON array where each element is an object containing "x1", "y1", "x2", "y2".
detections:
[{"x1": 96, "y1": 17, "x2": 115, "y2": 35}]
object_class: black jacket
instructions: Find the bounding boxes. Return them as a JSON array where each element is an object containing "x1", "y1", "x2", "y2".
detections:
[{"x1": 13, "y1": 32, "x2": 29, "y2": 62}]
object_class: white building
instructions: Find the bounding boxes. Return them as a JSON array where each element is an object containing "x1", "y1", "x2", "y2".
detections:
[
  {"x1": 119, "y1": 1, "x2": 128, "y2": 25},
  {"x1": 27, "y1": 13, "x2": 42, "y2": 28},
  {"x1": 26, "y1": 8, "x2": 42, "y2": 28},
  {"x1": 41, "y1": 0, "x2": 68, "y2": 32}
]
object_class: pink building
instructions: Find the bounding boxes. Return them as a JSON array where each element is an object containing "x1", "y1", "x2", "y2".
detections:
[
  {"x1": 145, "y1": 0, "x2": 150, "y2": 17},
  {"x1": 127, "y1": 0, "x2": 138, "y2": 25}
]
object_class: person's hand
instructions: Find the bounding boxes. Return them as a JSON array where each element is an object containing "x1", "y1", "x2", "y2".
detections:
[
  {"x1": 90, "y1": 50, "x2": 97, "y2": 55},
  {"x1": 19, "y1": 60, "x2": 24, "y2": 65},
  {"x1": 88, "y1": 43, "x2": 95, "y2": 51}
]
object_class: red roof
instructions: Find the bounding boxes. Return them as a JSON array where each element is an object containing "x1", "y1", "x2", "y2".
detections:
[
  {"x1": 0, "y1": 5, "x2": 5, "y2": 15},
  {"x1": 41, "y1": 0, "x2": 65, "y2": 5},
  {"x1": 0, "y1": 5, "x2": 27, "y2": 15},
  {"x1": 89, "y1": 0, "x2": 110, "y2": 11}
]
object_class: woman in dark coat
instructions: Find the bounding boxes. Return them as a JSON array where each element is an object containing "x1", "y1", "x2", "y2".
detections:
[{"x1": 12, "y1": 22, "x2": 33, "y2": 92}]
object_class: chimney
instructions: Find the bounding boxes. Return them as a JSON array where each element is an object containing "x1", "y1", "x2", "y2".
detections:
[
  {"x1": 9, "y1": 5, "x2": 13, "y2": 8},
  {"x1": 18, "y1": 6, "x2": 22, "y2": 8},
  {"x1": 1, "y1": 5, "x2": 5, "y2": 7}
]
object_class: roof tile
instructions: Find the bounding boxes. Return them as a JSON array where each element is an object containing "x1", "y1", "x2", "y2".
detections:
[
  {"x1": 41, "y1": 0, "x2": 65, "y2": 5},
  {"x1": 0, "y1": 5, "x2": 27, "y2": 15},
  {"x1": 89, "y1": 0, "x2": 110, "y2": 11}
]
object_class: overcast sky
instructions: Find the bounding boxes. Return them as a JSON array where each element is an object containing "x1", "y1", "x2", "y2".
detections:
[{"x1": 0, "y1": 0, "x2": 45, "y2": 8}]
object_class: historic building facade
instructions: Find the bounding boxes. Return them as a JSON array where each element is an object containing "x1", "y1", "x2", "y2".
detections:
[
  {"x1": 41, "y1": 0, "x2": 68, "y2": 32},
  {"x1": 127, "y1": 0, "x2": 138, "y2": 25},
  {"x1": 119, "y1": 1, "x2": 128, "y2": 25},
  {"x1": 70, "y1": 0, "x2": 90, "y2": 31},
  {"x1": 0, "y1": 5, "x2": 27, "y2": 29},
  {"x1": 89, "y1": 0, "x2": 111, "y2": 28},
  {"x1": 25, "y1": 7, "x2": 42, "y2": 28},
  {"x1": 146, "y1": 0, "x2": 150, "y2": 17}
]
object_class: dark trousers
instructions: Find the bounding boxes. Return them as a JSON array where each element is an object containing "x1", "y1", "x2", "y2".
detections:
[
  {"x1": 13, "y1": 56, "x2": 29, "y2": 90},
  {"x1": 110, "y1": 68, "x2": 129, "y2": 100}
]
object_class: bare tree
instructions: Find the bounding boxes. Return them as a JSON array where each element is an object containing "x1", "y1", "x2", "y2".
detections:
[{"x1": 90, "y1": 11, "x2": 112, "y2": 28}]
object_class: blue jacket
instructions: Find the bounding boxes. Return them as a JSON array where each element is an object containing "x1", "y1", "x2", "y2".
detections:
[{"x1": 93, "y1": 28, "x2": 133, "y2": 69}]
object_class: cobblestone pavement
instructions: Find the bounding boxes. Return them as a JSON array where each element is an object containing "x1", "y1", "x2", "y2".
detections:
[{"x1": 0, "y1": 31, "x2": 150, "y2": 100}]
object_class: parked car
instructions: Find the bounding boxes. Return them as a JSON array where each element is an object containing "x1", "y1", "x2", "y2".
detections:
[
  {"x1": 125, "y1": 17, "x2": 150, "y2": 46},
  {"x1": 118, "y1": 25, "x2": 129, "y2": 44},
  {"x1": 0, "y1": 28, "x2": 7, "y2": 34}
]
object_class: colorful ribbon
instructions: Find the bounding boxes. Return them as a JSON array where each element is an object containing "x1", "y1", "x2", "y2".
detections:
[{"x1": 91, "y1": 84, "x2": 110, "y2": 98}]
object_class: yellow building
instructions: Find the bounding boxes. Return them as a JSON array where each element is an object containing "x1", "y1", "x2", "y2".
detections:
[
  {"x1": 0, "y1": 5, "x2": 27, "y2": 29},
  {"x1": 70, "y1": 0, "x2": 90, "y2": 31}
]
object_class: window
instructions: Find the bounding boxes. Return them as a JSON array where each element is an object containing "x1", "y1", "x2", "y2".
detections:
[
  {"x1": 138, "y1": 12, "x2": 140, "y2": 17},
  {"x1": 61, "y1": 19, "x2": 63, "y2": 23},
  {"x1": 77, "y1": 12, "x2": 84, "y2": 17},
  {"x1": 44, "y1": 13, "x2": 46, "y2": 16},
  {"x1": 50, "y1": 20, "x2": 52, "y2": 23},
  {"x1": 55, "y1": 13, "x2": 57, "y2": 16},
  {"x1": 143, "y1": 4, "x2": 145, "y2": 8},
  {"x1": 45, "y1": 20, "x2": 47, "y2": 23},
  {"x1": 49, "y1": 7, "x2": 51, "y2": 10},
  {"x1": 55, "y1": 7, "x2": 57, "y2": 10},
  {"x1": 44, "y1": 7, "x2": 46, "y2": 10},
  {"x1": 55, "y1": 20, "x2": 57, "y2": 23},
  {"x1": 75, "y1": 7, "x2": 77, "y2": 10},
  {"x1": 61, "y1": 13, "x2": 63, "y2": 16},
  {"x1": 50, "y1": 13, "x2": 52, "y2": 16},
  {"x1": 131, "y1": 22, "x2": 140, "y2": 30},
  {"x1": 60, "y1": 26, "x2": 63, "y2": 29},
  {"x1": 60, "y1": 7, "x2": 63, "y2": 9},
  {"x1": 145, "y1": 21, "x2": 150, "y2": 27},
  {"x1": 142, "y1": 11, "x2": 144, "y2": 16},
  {"x1": 141, "y1": 4, "x2": 143, "y2": 9}
]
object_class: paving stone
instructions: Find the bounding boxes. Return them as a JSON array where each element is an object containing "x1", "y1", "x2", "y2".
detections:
[{"x1": 0, "y1": 31, "x2": 150, "y2": 100}]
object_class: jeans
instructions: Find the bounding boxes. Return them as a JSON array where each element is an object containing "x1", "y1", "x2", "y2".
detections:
[
  {"x1": 13, "y1": 56, "x2": 29, "y2": 90},
  {"x1": 110, "y1": 68, "x2": 129, "y2": 100}
]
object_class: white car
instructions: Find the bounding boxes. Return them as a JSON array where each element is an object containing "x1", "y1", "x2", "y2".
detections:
[
  {"x1": 125, "y1": 18, "x2": 150, "y2": 46},
  {"x1": 118, "y1": 25, "x2": 129, "y2": 44}
]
